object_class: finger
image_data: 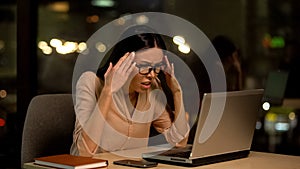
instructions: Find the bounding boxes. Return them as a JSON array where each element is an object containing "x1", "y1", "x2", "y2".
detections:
[
  {"x1": 164, "y1": 55, "x2": 171, "y2": 68},
  {"x1": 127, "y1": 62, "x2": 136, "y2": 75},
  {"x1": 125, "y1": 52, "x2": 136, "y2": 73},
  {"x1": 114, "y1": 52, "x2": 130, "y2": 69},
  {"x1": 164, "y1": 55, "x2": 172, "y2": 75},
  {"x1": 116, "y1": 52, "x2": 132, "y2": 71},
  {"x1": 104, "y1": 62, "x2": 113, "y2": 78},
  {"x1": 170, "y1": 62, "x2": 173, "y2": 73},
  {"x1": 119, "y1": 52, "x2": 135, "y2": 72},
  {"x1": 171, "y1": 63, "x2": 175, "y2": 76}
]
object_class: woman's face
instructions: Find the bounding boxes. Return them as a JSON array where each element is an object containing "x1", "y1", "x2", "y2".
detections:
[{"x1": 128, "y1": 47, "x2": 164, "y2": 94}]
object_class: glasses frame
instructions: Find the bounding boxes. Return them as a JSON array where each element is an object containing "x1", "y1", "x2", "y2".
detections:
[{"x1": 135, "y1": 62, "x2": 166, "y2": 75}]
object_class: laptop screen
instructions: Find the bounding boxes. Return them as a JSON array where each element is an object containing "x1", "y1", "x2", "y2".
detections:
[{"x1": 262, "y1": 71, "x2": 289, "y2": 106}]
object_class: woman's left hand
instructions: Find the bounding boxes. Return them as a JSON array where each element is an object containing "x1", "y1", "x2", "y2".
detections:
[{"x1": 163, "y1": 55, "x2": 181, "y2": 94}]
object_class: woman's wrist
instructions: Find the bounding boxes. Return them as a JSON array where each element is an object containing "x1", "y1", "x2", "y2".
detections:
[
  {"x1": 172, "y1": 88, "x2": 181, "y2": 95},
  {"x1": 100, "y1": 85, "x2": 113, "y2": 97}
]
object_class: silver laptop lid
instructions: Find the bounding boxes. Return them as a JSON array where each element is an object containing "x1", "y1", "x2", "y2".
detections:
[{"x1": 190, "y1": 89, "x2": 264, "y2": 159}]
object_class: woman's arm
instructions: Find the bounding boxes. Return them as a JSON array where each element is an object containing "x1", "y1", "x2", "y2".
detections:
[
  {"x1": 74, "y1": 53, "x2": 136, "y2": 155},
  {"x1": 83, "y1": 83, "x2": 114, "y2": 149},
  {"x1": 152, "y1": 99, "x2": 190, "y2": 147},
  {"x1": 163, "y1": 55, "x2": 190, "y2": 141},
  {"x1": 73, "y1": 72, "x2": 101, "y2": 156},
  {"x1": 172, "y1": 90, "x2": 190, "y2": 140},
  {"x1": 168, "y1": 89, "x2": 190, "y2": 147},
  {"x1": 152, "y1": 59, "x2": 190, "y2": 146}
]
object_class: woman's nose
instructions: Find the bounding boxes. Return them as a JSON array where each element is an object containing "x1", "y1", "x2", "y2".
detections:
[{"x1": 147, "y1": 69, "x2": 156, "y2": 78}]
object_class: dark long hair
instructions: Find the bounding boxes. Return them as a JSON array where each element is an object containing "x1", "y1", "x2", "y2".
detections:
[
  {"x1": 96, "y1": 25, "x2": 166, "y2": 80},
  {"x1": 96, "y1": 25, "x2": 174, "y2": 121},
  {"x1": 211, "y1": 35, "x2": 237, "y2": 62}
]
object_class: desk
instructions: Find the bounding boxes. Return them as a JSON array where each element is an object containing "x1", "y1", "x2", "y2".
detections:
[{"x1": 23, "y1": 151, "x2": 300, "y2": 169}]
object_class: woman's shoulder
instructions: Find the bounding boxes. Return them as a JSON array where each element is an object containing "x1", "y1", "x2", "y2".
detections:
[
  {"x1": 77, "y1": 71, "x2": 104, "y2": 94},
  {"x1": 77, "y1": 71, "x2": 100, "y2": 88},
  {"x1": 80, "y1": 71, "x2": 97, "y2": 79}
]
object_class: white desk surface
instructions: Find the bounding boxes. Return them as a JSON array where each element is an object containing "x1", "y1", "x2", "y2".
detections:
[{"x1": 24, "y1": 151, "x2": 300, "y2": 169}]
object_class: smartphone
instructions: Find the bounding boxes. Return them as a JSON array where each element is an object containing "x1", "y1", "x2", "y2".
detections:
[{"x1": 113, "y1": 159, "x2": 158, "y2": 168}]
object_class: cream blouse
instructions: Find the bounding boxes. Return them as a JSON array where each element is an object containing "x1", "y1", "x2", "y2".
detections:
[{"x1": 70, "y1": 71, "x2": 190, "y2": 156}]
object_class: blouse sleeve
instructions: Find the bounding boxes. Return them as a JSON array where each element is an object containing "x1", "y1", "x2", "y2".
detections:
[
  {"x1": 151, "y1": 89, "x2": 190, "y2": 146},
  {"x1": 71, "y1": 71, "x2": 106, "y2": 156},
  {"x1": 152, "y1": 111, "x2": 190, "y2": 146}
]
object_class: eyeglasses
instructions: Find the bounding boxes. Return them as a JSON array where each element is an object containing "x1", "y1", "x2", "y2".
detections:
[{"x1": 135, "y1": 62, "x2": 166, "y2": 75}]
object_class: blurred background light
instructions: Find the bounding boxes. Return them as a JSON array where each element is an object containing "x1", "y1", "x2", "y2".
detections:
[
  {"x1": 178, "y1": 43, "x2": 190, "y2": 54},
  {"x1": 42, "y1": 46, "x2": 53, "y2": 55},
  {"x1": 136, "y1": 15, "x2": 149, "y2": 25},
  {"x1": 86, "y1": 15, "x2": 100, "y2": 23},
  {"x1": 173, "y1": 35, "x2": 185, "y2": 45},
  {"x1": 77, "y1": 42, "x2": 88, "y2": 53},
  {"x1": 38, "y1": 41, "x2": 48, "y2": 50},
  {"x1": 0, "y1": 40, "x2": 5, "y2": 50},
  {"x1": 266, "y1": 112, "x2": 277, "y2": 122},
  {"x1": 91, "y1": 0, "x2": 116, "y2": 7},
  {"x1": 50, "y1": 38, "x2": 62, "y2": 48},
  {"x1": 47, "y1": 1, "x2": 70, "y2": 13},
  {"x1": 0, "y1": 118, "x2": 5, "y2": 127},
  {"x1": 95, "y1": 42, "x2": 106, "y2": 53},
  {"x1": 256, "y1": 121, "x2": 262, "y2": 130},
  {"x1": 275, "y1": 122, "x2": 290, "y2": 131},
  {"x1": 115, "y1": 17, "x2": 126, "y2": 25},
  {"x1": 289, "y1": 112, "x2": 295, "y2": 120},
  {"x1": 262, "y1": 33, "x2": 285, "y2": 49},
  {"x1": 64, "y1": 41, "x2": 78, "y2": 53},
  {"x1": 0, "y1": 90, "x2": 7, "y2": 99},
  {"x1": 262, "y1": 102, "x2": 271, "y2": 111},
  {"x1": 41, "y1": 39, "x2": 87, "y2": 55}
]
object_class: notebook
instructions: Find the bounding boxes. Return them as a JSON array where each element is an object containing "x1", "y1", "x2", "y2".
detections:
[
  {"x1": 142, "y1": 89, "x2": 264, "y2": 167},
  {"x1": 34, "y1": 154, "x2": 108, "y2": 169}
]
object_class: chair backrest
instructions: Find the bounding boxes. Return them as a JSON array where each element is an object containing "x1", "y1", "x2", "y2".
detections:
[{"x1": 21, "y1": 94, "x2": 75, "y2": 167}]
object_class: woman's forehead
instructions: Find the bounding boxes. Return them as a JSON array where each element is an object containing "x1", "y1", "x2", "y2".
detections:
[{"x1": 134, "y1": 48, "x2": 164, "y2": 63}]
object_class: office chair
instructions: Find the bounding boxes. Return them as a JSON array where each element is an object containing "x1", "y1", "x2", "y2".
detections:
[{"x1": 21, "y1": 94, "x2": 76, "y2": 167}]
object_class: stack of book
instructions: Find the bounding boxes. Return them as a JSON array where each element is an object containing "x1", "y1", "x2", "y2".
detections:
[{"x1": 34, "y1": 154, "x2": 108, "y2": 169}]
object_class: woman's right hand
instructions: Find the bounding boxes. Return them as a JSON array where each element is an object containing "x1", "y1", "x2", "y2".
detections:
[{"x1": 104, "y1": 52, "x2": 136, "y2": 93}]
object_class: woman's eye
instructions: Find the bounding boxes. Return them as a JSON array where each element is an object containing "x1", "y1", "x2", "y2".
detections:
[{"x1": 140, "y1": 66, "x2": 151, "y2": 71}]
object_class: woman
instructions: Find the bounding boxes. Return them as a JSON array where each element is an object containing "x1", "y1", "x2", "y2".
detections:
[
  {"x1": 70, "y1": 25, "x2": 190, "y2": 156},
  {"x1": 212, "y1": 35, "x2": 243, "y2": 91}
]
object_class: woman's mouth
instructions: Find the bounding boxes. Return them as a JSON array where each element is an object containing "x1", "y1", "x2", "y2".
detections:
[{"x1": 141, "y1": 81, "x2": 152, "y2": 89}]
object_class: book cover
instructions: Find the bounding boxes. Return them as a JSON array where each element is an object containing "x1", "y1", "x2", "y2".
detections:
[{"x1": 34, "y1": 154, "x2": 108, "y2": 169}]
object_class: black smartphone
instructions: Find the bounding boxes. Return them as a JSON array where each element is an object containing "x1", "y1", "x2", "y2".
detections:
[{"x1": 113, "y1": 159, "x2": 158, "y2": 168}]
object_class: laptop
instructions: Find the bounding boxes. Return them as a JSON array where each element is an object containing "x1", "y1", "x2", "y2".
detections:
[
  {"x1": 142, "y1": 89, "x2": 264, "y2": 167},
  {"x1": 262, "y1": 71, "x2": 289, "y2": 106}
]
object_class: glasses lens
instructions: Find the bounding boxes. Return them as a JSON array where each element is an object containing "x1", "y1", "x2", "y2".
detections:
[{"x1": 139, "y1": 66, "x2": 151, "y2": 75}]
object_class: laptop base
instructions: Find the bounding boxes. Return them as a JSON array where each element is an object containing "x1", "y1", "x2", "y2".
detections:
[{"x1": 143, "y1": 150, "x2": 250, "y2": 167}]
